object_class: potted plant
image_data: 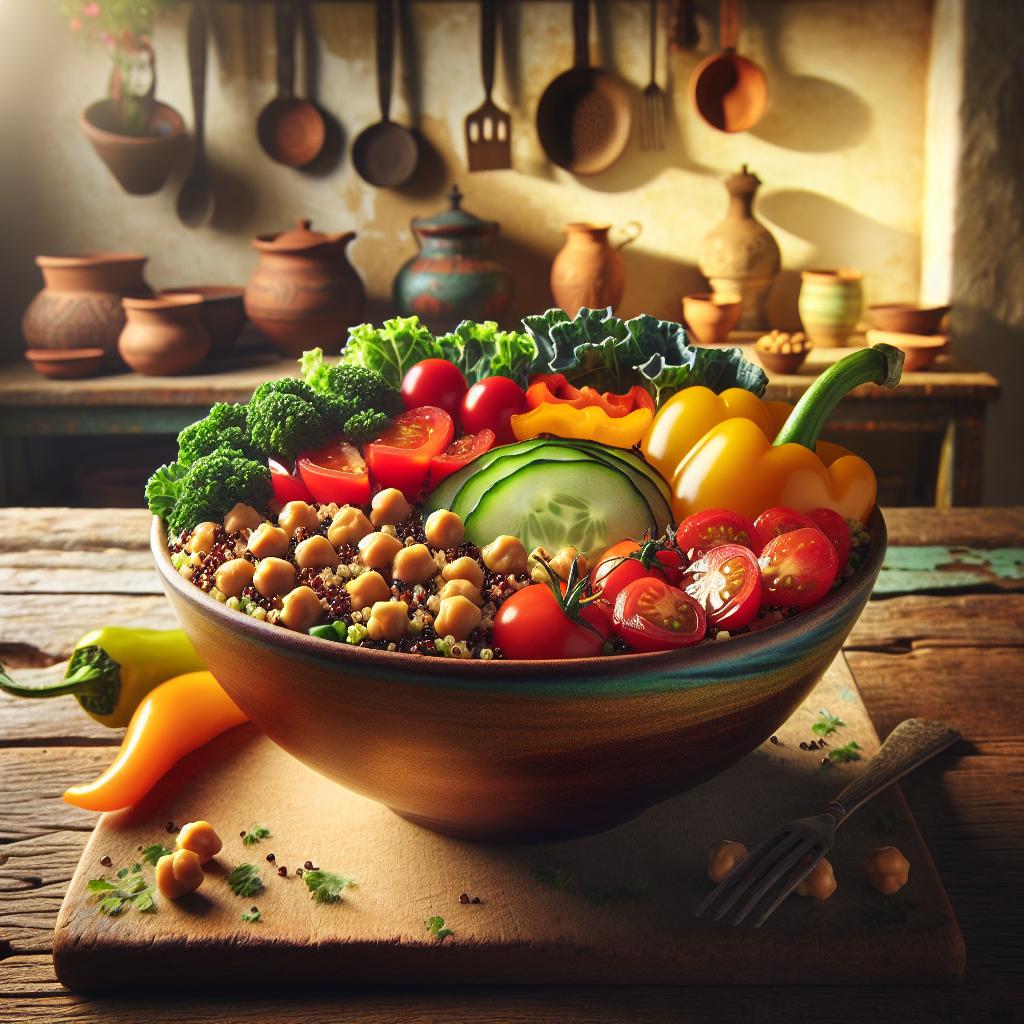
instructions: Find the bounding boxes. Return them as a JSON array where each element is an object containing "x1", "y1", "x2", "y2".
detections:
[{"x1": 62, "y1": 0, "x2": 186, "y2": 194}]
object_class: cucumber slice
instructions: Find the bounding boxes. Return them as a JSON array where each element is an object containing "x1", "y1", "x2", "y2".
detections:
[
  {"x1": 424, "y1": 440, "x2": 548, "y2": 515},
  {"x1": 552, "y1": 439, "x2": 673, "y2": 507},
  {"x1": 464, "y1": 460, "x2": 656, "y2": 565}
]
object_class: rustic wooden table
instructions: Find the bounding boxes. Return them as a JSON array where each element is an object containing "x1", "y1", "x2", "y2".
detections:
[{"x1": 0, "y1": 507, "x2": 1021, "y2": 1022}]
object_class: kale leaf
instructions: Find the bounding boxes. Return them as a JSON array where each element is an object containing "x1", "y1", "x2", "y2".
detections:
[
  {"x1": 340, "y1": 316, "x2": 442, "y2": 389},
  {"x1": 302, "y1": 869, "x2": 357, "y2": 904},
  {"x1": 436, "y1": 320, "x2": 538, "y2": 389}
]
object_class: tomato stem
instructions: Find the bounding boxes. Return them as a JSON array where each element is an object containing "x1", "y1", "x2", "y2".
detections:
[{"x1": 535, "y1": 556, "x2": 605, "y2": 638}]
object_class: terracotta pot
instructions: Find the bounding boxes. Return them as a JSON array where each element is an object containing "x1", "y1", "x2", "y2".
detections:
[
  {"x1": 160, "y1": 286, "x2": 247, "y2": 355},
  {"x1": 682, "y1": 293, "x2": 743, "y2": 345},
  {"x1": 80, "y1": 100, "x2": 186, "y2": 195},
  {"x1": 245, "y1": 219, "x2": 365, "y2": 357},
  {"x1": 118, "y1": 294, "x2": 210, "y2": 376},
  {"x1": 550, "y1": 222, "x2": 641, "y2": 318},
  {"x1": 868, "y1": 304, "x2": 950, "y2": 336},
  {"x1": 866, "y1": 329, "x2": 949, "y2": 372},
  {"x1": 698, "y1": 165, "x2": 780, "y2": 331},
  {"x1": 24, "y1": 347, "x2": 106, "y2": 380},
  {"x1": 798, "y1": 269, "x2": 864, "y2": 348},
  {"x1": 21, "y1": 253, "x2": 152, "y2": 367}
]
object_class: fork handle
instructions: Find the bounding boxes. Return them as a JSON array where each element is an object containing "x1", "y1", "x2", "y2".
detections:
[{"x1": 825, "y1": 718, "x2": 960, "y2": 826}]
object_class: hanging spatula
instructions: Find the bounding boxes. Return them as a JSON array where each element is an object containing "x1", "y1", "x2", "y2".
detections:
[{"x1": 465, "y1": 0, "x2": 511, "y2": 171}]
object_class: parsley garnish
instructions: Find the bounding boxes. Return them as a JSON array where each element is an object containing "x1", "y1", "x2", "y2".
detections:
[
  {"x1": 87, "y1": 864, "x2": 157, "y2": 916},
  {"x1": 241, "y1": 908, "x2": 262, "y2": 923},
  {"x1": 241, "y1": 825, "x2": 270, "y2": 847},
  {"x1": 226, "y1": 863, "x2": 264, "y2": 897},
  {"x1": 812, "y1": 710, "x2": 845, "y2": 737},
  {"x1": 829, "y1": 741, "x2": 863, "y2": 764},
  {"x1": 138, "y1": 843, "x2": 175, "y2": 866},
  {"x1": 425, "y1": 915, "x2": 454, "y2": 941},
  {"x1": 585, "y1": 878, "x2": 649, "y2": 907},
  {"x1": 531, "y1": 866, "x2": 573, "y2": 889},
  {"x1": 874, "y1": 810, "x2": 908, "y2": 834},
  {"x1": 863, "y1": 897, "x2": 920, "y2": 925},
  {"x1": 302, "y1": 869, "x2": 357, "y2": 904}
]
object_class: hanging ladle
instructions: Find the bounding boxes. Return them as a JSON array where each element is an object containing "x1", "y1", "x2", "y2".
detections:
[
  {"x1": 176, "y1": 1, "x2": 215, "y2": 227},
  {"x1": 689, "y1": 0, "x2": 767, "y2": 133}
]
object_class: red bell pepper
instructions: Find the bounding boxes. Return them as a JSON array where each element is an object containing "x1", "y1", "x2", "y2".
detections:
[{"x1": 526, "y1": 374, "x2": 656, "y2": 419}]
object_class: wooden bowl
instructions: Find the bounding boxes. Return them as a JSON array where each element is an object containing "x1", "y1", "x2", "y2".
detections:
[
  {"x1": 24, "y1": 347, "x2": 106, "y2": 379},
  {"x1": 866, "y1": 329, "x2": 949, "y2": 372},
  {"x1": 868, "y1": 304, "x2": 950, "y2": 336},
  {"x1": 152, "y1": 509, "x2": 886, "y2": 844},
  {"x1": 159, "y1": 286, "x2": 247, "y2": 355}
]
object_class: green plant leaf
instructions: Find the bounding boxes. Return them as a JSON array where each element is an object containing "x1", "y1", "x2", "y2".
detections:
[
  {"x1": 425, "y1": 916, "x2": 454, "y2": 941},
  {"x1": 138, "y1": 844, "x2": 174, "y2": 867},
  {"x1": 340, "y1": 317, "x2": 441, "y2": 389},
  {"x1": 303, "y1": 869, "x2": 357, "y2": 904},
  {"x1": 812, "y1": 710, "x2": 845, "y2": 737},
  {"x1": 437, "y1": 320, "x2": 538, "y2": 389},
  {"x1": 225, "y1": 863, "x2": 264, "y2": 898}
]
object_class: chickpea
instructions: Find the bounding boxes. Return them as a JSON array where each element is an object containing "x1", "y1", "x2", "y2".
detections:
[
  {"x1": 295, "y1": 535, "x2": 340, "y2": 571},
  {"x1": 481, "y1": 535, "x2": 529, "y2": 576},
  {"x1": 155, "y1": 849, "x2": 204, "y2": 899},
  {"x1": 392, "y1": 543, "x2": 437, "y2": 585},
  {"x1": 248, "y1": 523, "x2": 289, "y2": 560},
  {"x1": 346, "y1": 570, "x2": 392, "y2": 609},
  {"x1": 434, "y1": 595, "x2": 483, "y2": 642},
  {"x1": 279, "y1": 586, "x2": 325, "y2": 632},
  {"x1": 175, "y1": 820, "x2": 222, "y2": 865},
  {"x1": 795, "y1": 856, "x2": 837, "y2": 899},
  {"x1": 214, "y1": 558, "x2": 256, "y2": 599},
  {"x1": 438, "y1": 578, "x2": 484, "y2": 607},
  {"x1": 188, "y1": 522, "x2": 219, "y2": 557},
  {"x1": 328, "y1": 506, "x2": 374, "y2": 548},
  {"x1": 861, "y1": 846, "x2": 910, "y2": 895},
  {"x1": 424, "y1": 509, "x2": 465, "y2": 550},
  {"x1": 707, "y1": 840, "x2": 748, "y2": 883},
  {"x1": 278, "y1": 501, "x2": 319, "y2": 538},
  {"x1": 253, "y1": 557, "x2": 296, "y2": 598},
  {"x1": 371, "y1": 488, "x2": 412, "y2": 527},
  {"x1": 366, "y1": 600, "x2": 410, "y2": 643},
  {"x1": 441, "y1": 555, "x2": 485, "y2": 592},
  {"x1": 358, "y1": 531, "x2": 404, "y2": 572},
  {"x1": 549, "y1": 545, "x2": 588, "y2": 580},
  {"x1": 224, "y1": 503, "x2": 263, "y2": 535}
]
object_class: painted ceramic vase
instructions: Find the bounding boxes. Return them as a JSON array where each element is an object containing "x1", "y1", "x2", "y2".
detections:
[
  {"x1": 118, "y1": 294, "x2": 210, "y2": 376},
  {"x1": 551, "y1": 222, "x2": 641, "y2": 318},
  {"x1": 393, "y1": 186, "x2": 512, "y2": 333},
  {"x1": 21, "y1": 253, "x2": 152, "y2": 368},
  {"x1": 245, "y1": 219, "x2": 365, "y2": 357},
  {"x1": 698, "y1": 165, "x2": 780, "y2": 331},
  {"x1": 798, "y1": 269, "x2": 864, "y2": 348}
]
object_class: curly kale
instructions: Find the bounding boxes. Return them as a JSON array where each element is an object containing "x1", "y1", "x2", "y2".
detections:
[
  {"x1": 245, "y1": 380, "x2": 332, "y2": 461},
  {"x1": 177, "y1": 403, "x2": 258, "y2": 467},
  {"x1": 166, "y1": 447, "x2": 272, "y2": 534},
  {"x1": 145, "y1": 462, "x2": 186, "y2": 519}
]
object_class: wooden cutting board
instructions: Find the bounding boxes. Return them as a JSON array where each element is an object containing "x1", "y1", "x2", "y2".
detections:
[{"x1": 53, "y1": 653, "x2": 964, "y2": 992}]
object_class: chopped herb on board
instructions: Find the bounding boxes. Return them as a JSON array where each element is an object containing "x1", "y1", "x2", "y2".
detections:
[
  {"x1": 585, "y1": 878, "x2": 649, "y2": 907},
  {"x1": 226, "y1": 863, "x2": 264, "y2": 898},
  {"x1": 241, "y1": 907, "x2": 262, "y2": 923},
  {"x1": 531, "y1": 867, "x2": 573, "y2": 890},
  {"x1": 425, "y1": 916, "x2": 454, "y2": 941},
  {"x1": 812, "y1": 710, "x2": 845, "y2": 737},
  {"x1": 87, "y1": 864, "x2": 157, "y2": 916},
  {"x1": 863, "y1": 897, "x2": 920, "y2": 925},
  {"x1": 241, "y1": 825, "x2": 270, "y2": 846},
  {"x1": 874, "y1": 810, "x2": 908, "y2": 834},
  {"x1": 829, "y1": 741, "x2": 863, "y2": 764},
  {"x1": 138, "y1": 843, "x2": 175, "y2": 866},
  {"x1": 302, "y1": 869, "x2": 357, "y2": 904}
]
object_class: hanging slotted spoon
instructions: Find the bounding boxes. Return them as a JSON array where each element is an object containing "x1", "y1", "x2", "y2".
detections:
[
  {"x1": 465, "y1": 0, "x2": 511, "y2": 171},
  {"x1": 640, "y1": 0, "x2": 665, "y2": 151}
]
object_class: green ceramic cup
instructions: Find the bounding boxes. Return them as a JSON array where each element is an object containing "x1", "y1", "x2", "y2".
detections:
[{"x1": 798, "y1": 269, "x2": 864, "y2": 348}]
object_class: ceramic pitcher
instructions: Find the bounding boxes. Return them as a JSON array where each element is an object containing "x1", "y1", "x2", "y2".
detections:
[{"x1": 550, "y1": 222, "x2": 641, "y2": 318}]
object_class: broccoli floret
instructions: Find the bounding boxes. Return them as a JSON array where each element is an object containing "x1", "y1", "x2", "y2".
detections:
[
  {"x1": 342, "y1": 409, "x2": 391, "y2": 447},
  {"x1": 166, "y1": 447, "x2": 272, "y2": 534},
  {"x1": 246, "y1": 380, "x2": 332, "y2": 461},
  {"x1": 177, "y1": 403, "x2": 257, "y2": 467}
]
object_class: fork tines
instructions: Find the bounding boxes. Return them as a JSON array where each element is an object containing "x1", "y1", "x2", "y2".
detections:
[{"x1": 639, "y1": 82, "x2": 665, "y2": 152}]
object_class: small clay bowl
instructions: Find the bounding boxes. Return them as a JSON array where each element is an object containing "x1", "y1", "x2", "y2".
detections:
[
  {"x1": 866, "y1": 329, "x2": 949, "y2": 372},
  {"x1": 756, "y1": 348, "x2": 809, "y2": 375},
  {"x1": 868, "y1": 304, "x2": 950, "y2": 336},
  {"x1": 24, "y1": 347, "x2": 106, "y2": 380},
  {"x1": 160, "y1": 286, "x2": 247, "y2": 355},
  {"x1": 754, "y1": 331, "x2": 811, "y2": 374},
  {"x1": 152, "y1": 508, "x2": 887, "y2": 844},
  {"x1": 683, "y1": 293, "x2": 744, "y2": 346}
]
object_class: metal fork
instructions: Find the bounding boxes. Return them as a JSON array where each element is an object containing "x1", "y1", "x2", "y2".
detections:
[
  {"x1": 640, "y1": 0, "x2": 666, "y2": 151},
  {"x1": 696, "y1": 718, "x2": 960, "y2": 928}
]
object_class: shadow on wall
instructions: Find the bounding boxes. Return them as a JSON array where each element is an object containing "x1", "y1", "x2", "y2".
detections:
[
  {"x1": 490, "y1": 234, "x2": 556, "y2": 329},
  {"x1": 619, "y1": 250, "x2": 707, "y2": 323}
]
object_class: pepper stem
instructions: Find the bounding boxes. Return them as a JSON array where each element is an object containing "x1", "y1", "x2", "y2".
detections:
[
  {"x1": 773, "y1": 343, "x2": 905, "y2": 450},
  {"x1": 0, "y1": 646, "x2": 121, "y2": 717}
]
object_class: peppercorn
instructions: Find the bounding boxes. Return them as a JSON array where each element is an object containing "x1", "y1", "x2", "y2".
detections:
[
  {"x1": 459, "y1": 893, "x2": 470, "y2": 904},
  {"x1": 266, "y1": 853, "x2": 276, "y2": 862},
  {"x1": 165, "y1": 821, "x2": 177, "y2": 833},
  {"x1": 100, "y1": 855, "x2": 112, "y2": 867},
  {"x1": 304, "y1": 860, "x2": 314, "y2": 870},
  {"x1": 799, "y1": 742, "x2": 808, "y2": 750},
  {"x1": 240, "y1": 831, "x2": 246, "y2": 838},
  {"x1": 296, "y1": 868, "x2": 304, "y2": 877},
  {"x1": 278, "y1": 866, "x2": 287, "y2": 876},
  {"x1": 471, "y1": 897, "x2": 481, "y2": 904},
  {"x1": 250, "y1": 906, "x2": 259, "y2": 913},
  {"x1": 770, "y1": 736, "x2": 779, "y2": 745}
]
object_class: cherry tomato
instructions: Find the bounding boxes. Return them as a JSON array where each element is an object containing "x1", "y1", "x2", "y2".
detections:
[
  {"x1": 459, "y1": 376, "x2": 530, "y2": 447},
  {"x1": 805, "y1": 507, "x2": 852, "y2": 573},
  {"x1": 682, "y1": 544, "x2": 762, "y2": 631},
  {"x1": 401, "y1": 359, "x2": 468, "y2": 423},
  {"x1": 676, "y1": 509, "x2": 758, "y2": 558},
  {"x1": 427, "y1": 429, "x2": 496, "y2": 490},
  {"x1": 493, "y1": 584, "x2": 611, "y2": 660},
  {"x1": 751, "y1": 507, "x2": 816, "y2": 555},
  {"x1": 296, "y1": 439, "x2": 370, "y2": 506},
  {"x1": 269, "y1": 457, "x2": 315, "y2": 505},
  {"x1": 758, "y1": 528, "x2": 839, "y2": 609},
  {"x1": 590, "y1": 539, "x2": 685, "y2": 603},
  {"x1": 364, "y1": 406, "x2": 455, "y2": 501},
  {"x1": 612, "y1": 578, "x2": 706, "y2": 652}
]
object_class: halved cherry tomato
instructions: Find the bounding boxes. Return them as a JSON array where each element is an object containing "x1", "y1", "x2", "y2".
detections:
[
  {"x1": 612, "y1": 578, "x2": 706, "y2": 652},
  {"x1": 590, "y1": 539, "x2": 685, "y2": 603},
  {"x1": 459, "y1": 376, "x2": 530, "y2": 447},
  {"x1": 364, "y1": 406, "x2": 454, "y2": 501},
  {"x1": 427, "y1": 429, "x2": 495, "y2": 490},
  {"x1": 751, "y1": 507, "x2": 816, "y2": 555},
  {"x1": 269, "y1": 457, "x2": 315, "y2": 505},
  {"x1": 682, "y1": 544, "x2": 762, "y2": 631},
  {"x1": 297, "y1": 439, "x2": 370, "y2": 506},
  {"x1": 401, "y1": 359, "x2": 468, "y2": 424},
  {"x1": 492, "y1": 584, "x2": 611, "y2": 660},
  {"x1": 758, "y1": 528, "x2": 839, "y2": 609},
  {"x1": 806, "y1": 508, "x2": 852, "y2": 573},
  {"x1": 676, "y1": 509, "x2": 758, "y2": 558}
]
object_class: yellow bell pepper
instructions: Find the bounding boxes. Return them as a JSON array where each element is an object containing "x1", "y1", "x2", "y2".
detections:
[
  {"x1": 669, "y1": 345, "x2": 904, "y2": 524},
  {"x1": 511, "y1": 402, "x2": 653, "y2": 449}
]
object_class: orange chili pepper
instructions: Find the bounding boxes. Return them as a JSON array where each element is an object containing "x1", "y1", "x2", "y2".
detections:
[{"x1": 63, "y1": 671, "x2": 247, "y2": 812}]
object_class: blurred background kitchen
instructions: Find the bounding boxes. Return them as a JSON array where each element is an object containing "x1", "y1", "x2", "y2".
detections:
[{"x1": 0, "y1": 0, "x2": 1019, "y2": 509}]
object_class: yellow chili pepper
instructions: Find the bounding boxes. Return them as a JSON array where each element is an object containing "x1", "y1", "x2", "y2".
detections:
[
  {"x1": 62, "y1": 671, "x2": 248, "y2": 812},
  {"x1": 511, "y1": 402, "x2": 653, "y2": 449},
  {"x1": 0, "y1": 628, "x2": 206, "y2": 729},
  {"x1": 669, "y1": 345, "x2": 904, "y2": 524}
]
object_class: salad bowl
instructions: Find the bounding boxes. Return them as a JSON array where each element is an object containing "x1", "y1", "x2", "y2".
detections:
[{"x1": 152, "y1": 509, "x2": 886, "y2": 844}]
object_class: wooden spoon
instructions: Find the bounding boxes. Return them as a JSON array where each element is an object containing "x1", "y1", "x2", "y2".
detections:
[
  {"x1": 257, "y1": 1, "x2": 325, "y2": 167},
  {"x1": 176, "y1": 1, "x2": 215, "y2": 228}
]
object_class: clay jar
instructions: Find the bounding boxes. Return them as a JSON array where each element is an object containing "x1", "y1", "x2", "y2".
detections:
[
  {"x1": 245, "y1": 219, "x2": 365, "y2": 358},
  {"x1": 798, "y1": 269, "x2": 864, "y2": 348},
  {"x1": 118, "y1": 294, "x2": 210, "y2": 376},
  {"x1": 682, "y1": 293, "x2": 744, "y2": 346},
  {"x1": 698, "y1": 165, "x2": 780, "y2": 331},
  {"x1": 21, "y1": 253, "x2": 152, "y2": 367},
  {"x1": 551, "y1": 222, "x2": 641, "y2": 318}
]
